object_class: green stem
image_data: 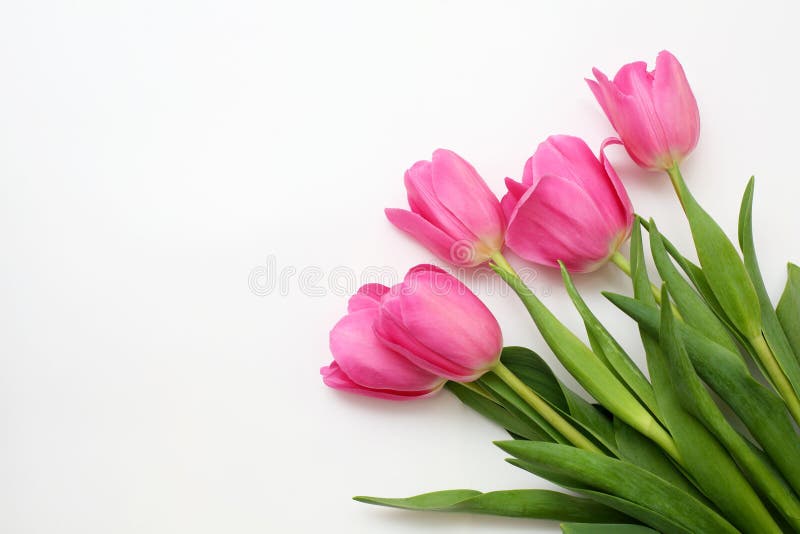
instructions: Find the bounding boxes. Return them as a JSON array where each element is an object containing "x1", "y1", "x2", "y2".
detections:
[
  {"x1": 610, "y1": 251, "x2": 663, "y2": 305},
  {"x1": 666, "y1": 165, "x2": 686, "y2": 206},
  {"x1": 492, "y1": 362, "x2": 603, "y2": 454},
  {"x1": 751, "y1": 334, "x2": 800, "y2": 425}
]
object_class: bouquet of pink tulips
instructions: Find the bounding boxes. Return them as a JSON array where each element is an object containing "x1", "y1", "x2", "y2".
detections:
[{"x1": 320, "y1": 51, "x2": 800, "y2": 534}]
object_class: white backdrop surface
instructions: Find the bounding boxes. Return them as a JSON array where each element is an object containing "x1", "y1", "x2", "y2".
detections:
[{"x1": 2, "y1": 1, "x2": 800, "y2": 532}]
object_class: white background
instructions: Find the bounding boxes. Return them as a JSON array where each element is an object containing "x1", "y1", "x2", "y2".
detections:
[{"x1": 2, "y1": 1, "x2": 800, "y2": 532}]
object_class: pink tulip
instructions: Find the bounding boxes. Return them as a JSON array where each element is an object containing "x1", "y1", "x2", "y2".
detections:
[
  {"x1": 322, "y1": 283, "x2": 446, "y2": 400},
  {"x1": 502, "y1": 135, "x2": 633, "y2": 273},
  {"x1": 386, "y1": 150, "x2": 505, "y2": 267},
  {"x1": 375, "y1": 265, "x2": 502, "y2": 382},
  {"x1": 586, "y1": 50, "x2": 700, "y2": 171}
]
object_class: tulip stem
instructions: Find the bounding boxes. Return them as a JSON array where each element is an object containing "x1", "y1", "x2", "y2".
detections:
[
  {"x1": 750, "y1": 334, "x2": 800, "y2": 425},
  {"x1": 610, "y1": 251, "x2": 663, "y2": 305},
  {"x1": 492, "y1": 362, "x2": 604, "y2": 454}
]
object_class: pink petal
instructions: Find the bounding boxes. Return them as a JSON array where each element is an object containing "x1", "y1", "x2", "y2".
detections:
[
  {"x1": 599, "y1": 137, "x2": 634, "y2": 231},
  {"x1": 329, "y1": 308, "x2": 444, "y2": 391},
  {"x1": 586, "y1": 75, "x2": 616, "y2": 131},
  {"x1": 348, "y1": 283, "x2": 391, "y2": 313},
  {"x1": 501, "y1": 177, "x2": 528, "y2": 222},
  {"x1": 612, "y1": 62, "x2": 672, "y2": 169},
  {"x1": 375, "y1": 307, "x2": 482, "y2": 381},
  {"x1": 652, "y1": 50, "x2": 700, "y2": 164},
  {"x1": 505, "y1": 175, "x2": 622, "y2": 272},
  {"x1": 589, "y1": 67, "x2": 664, "y2": 170},
  {"x1": 385, "y1": 208, "x2": 468, "y2": 266},
  {"x1": 404, "y1": 160, "x2": 474, "y2": 241},
  {"x1": 397, "y1": 268, "x2": 502, "y2": 376},
  {"x1": 321, "y1": 362, "x2": 442, "y2": 401},
  {"x1": 430, "y1": 149, "x2": 505, "y2": 249},
  {"x1": 528, "y1": 135, "x2": 629, "y2": 231}
]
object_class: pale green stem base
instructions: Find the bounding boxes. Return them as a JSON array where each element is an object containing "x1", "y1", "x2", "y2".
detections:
[
  {"x1": 492, "y1": 362, "x2": 603, "y2": 454},
  {"x1": 751, "y1": 334, "x2": 800, "y2": 425}
]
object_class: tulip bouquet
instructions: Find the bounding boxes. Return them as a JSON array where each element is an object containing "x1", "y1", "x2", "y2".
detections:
[{"x1": 320, "y1": 51, "x2": 800, "y2": 533}]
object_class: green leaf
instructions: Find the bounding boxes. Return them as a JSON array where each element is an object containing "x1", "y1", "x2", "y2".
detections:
[
  {"x1": 738, "y1": 177, "x2": 800, "y2": 406},
  {"x1": 559, "y1": 389, "x2": 618, "y2": 455},
  {"x1": 561, "y1": 523, "x2": 658, "y2": 534},
  {"x1": 446, "y1": 382, "x2": 552, "y2": 442},
  {"x1": 647, "y1": 219, "x2": 738, "y2": 355},
  {"x1": 497, "y1": 441, "x2": 737, "y2": 534},
  {"x1": 613, "y1": 418, "x2": 700, "y2": 500},
  {"x1": 353, "y1": 488, "x2": 633, "y2": 523},
  {"x1": 658, "y1": 286, "x2": 780, "y2": 534},
  {"x1": 605, "y1": 292, "x2": 800, "y2": 498},
  {"x1": 668, "y1": 167, "x2": 762, "y2": 340},
  {"x1": 654, "y1": 291, "x2": 800, "y2": 529},
  {"x1": 638, "y1": 218, "x2": 727, "y2": 320},
  {"x1": 777, "y1": 263, "x2": 800, "y2": 361},
  {"x1": 507, "y1": 457, "x2": 695, "y2": 534},
  {"x1": 560, "y1": 262, "x2": 659, "y2": 419}
]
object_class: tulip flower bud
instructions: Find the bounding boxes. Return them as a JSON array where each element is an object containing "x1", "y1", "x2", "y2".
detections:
[
  {"x1": 322, "y1": 283, "x2": 446, "y2": 400},
  {"x1": 374, "y1": 265, "x2": 503, "y2": 382},
  {"x1": 586, "y1": 50, "x2": 700, "y2": 171},
  {"x1": 386, "y1": 149, "x2": 505, "y2": 267},
  {"x1": 502, "y1": 135, "x2": 633, "y2": 273}
]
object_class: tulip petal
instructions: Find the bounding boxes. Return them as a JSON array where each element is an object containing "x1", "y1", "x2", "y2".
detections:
[
  {"x1": 375, "y1": 311, "x2": 482, "y2": 381},
  {"x1": 501, "y1": 177, "x2": 528, "y2": 222},
  {"x1": 385, "y1": 208, "x2": 467, "y2": 265},
  {"x1": 430, "y1": 149, "x2": 505, "y2": 248},
  {"x1": 590, "y1": 67, "x2": 667, "y2": 170},
  {"x1": 506, "y1": 176, "x2": 620, "y2": 272},
  {"x1": 529, "y1": 135, "x2": 630, "y2": 231},
  {"x1": 652, "y1": 50, "x2": 700, "y2": 163},
  {"x1": 397, "y1": 268, "x2": 502, "y2": 375},
  {"x1": 321, "y1": 362, "x2": 441, "y2": 400},
  {"x1": 404, "y1": 160, "x2": 474, "y2": 241},
  {"x1": 599, "y1": 137, "x2": 634, "y2": 231},
  {"x1": 330, "y1": 308, "x2": 444, "y2": 391},
  {"x1": 348, "y1": 283, "x2": 391, "y2": 313}
]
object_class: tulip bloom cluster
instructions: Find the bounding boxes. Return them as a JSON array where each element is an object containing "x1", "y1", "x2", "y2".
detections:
[{"x1": 320, "y1": 51, "x2": 800, "y2": 534}]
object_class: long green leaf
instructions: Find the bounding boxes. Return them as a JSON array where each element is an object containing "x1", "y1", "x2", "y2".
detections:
[
  {"x1": 561, "y1": 523, "x2": 658, "y2": 534},
  {"x1": 560, "y1": 261, "x2": 659, "y2": 418},
  {"x1": 446, "y1": 382, "x2": 552, "y2": 442},
  {"x1": 655, "y1": 284, "x2": 800, "y2": 529},
  {"x1": 605, "y1": 292, "x2": 800, "y2": 497},
  {"x1": 669, "y1": 167, "x2": 762, "y2": 340},
  {"x1": 354, "y1": 489, "x2": 633, "y2": 523},
  {"x1": 631, "y1": 236, "x2": 770, "y2": 533},
  {"x1": 658, "y1": 285, "x2": 780, "y2": 534},
  {"x1": 777, "y1": 263, "x2": 800, "y2": 361},
  {"x1": 613, "y1": 418, "x2": 700, "y2": 500},
  {"x1": 506, "y1": 458, "x2": 695, "y2": 534},
  {"x1": 738, "y1": 177, "x2": 800, "y2": 403},
  {"x1": 647, "y1": 219, "x2": 738, "y2": 354},
  {"x1": 497, "y1": 441, "x2": 737, "y2": 534}
]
